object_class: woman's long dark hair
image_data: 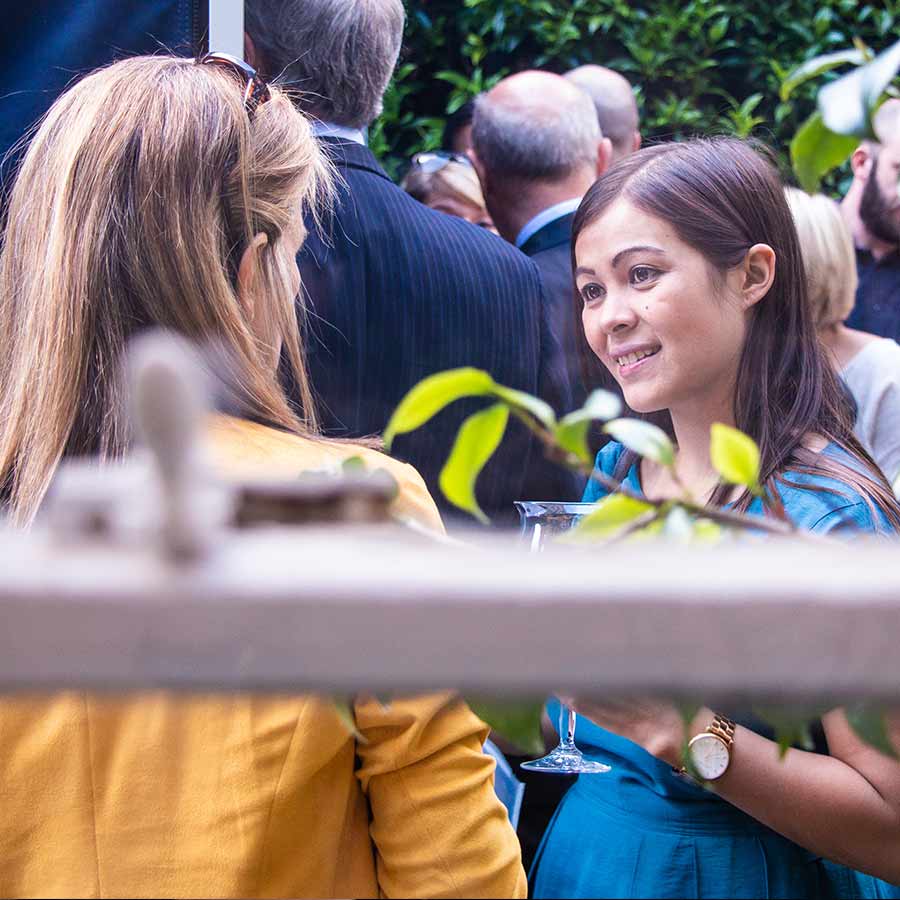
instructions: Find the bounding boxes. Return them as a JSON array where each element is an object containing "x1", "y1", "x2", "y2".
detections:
[{"x1": 572, "y1": 137, "x2": 900, "y2": 526}]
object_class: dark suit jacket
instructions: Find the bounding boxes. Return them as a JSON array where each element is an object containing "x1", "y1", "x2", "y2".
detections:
[
  {"x1": 521, "y1": 213, "x2": 620, "y2": 414},
  {"x1": 521, "y1": 214, "x2": 585, "y2": 408},
  {"x1": 297, "y1": 138, "x2": 581, "y2": 526}
]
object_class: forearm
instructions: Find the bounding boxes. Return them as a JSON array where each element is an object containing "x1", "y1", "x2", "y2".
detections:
[{"x1": 684, "y1": 709, "x2": 900, "y2": 882}]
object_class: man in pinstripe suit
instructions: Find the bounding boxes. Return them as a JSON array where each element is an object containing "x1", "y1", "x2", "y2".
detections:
[
  {"x1": 245, "y1": 0, "x2": 580, "y2": 527},
  {"x1": 471, "y1": 71, "x2": 615, "y2": 413}
]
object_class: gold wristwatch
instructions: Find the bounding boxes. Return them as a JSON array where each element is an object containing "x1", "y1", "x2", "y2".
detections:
[{"x1": 685, "y1": 713, "x2": 736, "y2": 781}]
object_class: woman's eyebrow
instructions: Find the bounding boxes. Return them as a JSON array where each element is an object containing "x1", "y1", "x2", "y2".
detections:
[
  {"x1": 574, "y1": 265, "x2": 596, "y2": 278},
  {"x1": 611, "y1": 245, "x2": 666, "y2": 268}
]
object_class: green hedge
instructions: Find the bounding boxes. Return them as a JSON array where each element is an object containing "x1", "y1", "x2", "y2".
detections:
[{"x1": 371, "y1": 0, "x2": 900, "y2": 187}]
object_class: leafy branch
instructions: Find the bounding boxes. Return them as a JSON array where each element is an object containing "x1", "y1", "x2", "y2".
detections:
[
  {"x1": 385, "y1": 367, "x2": 793, "y2": 540},
  {"x1": 783, "y1": 35, "x2": 900, "y2": 191},
  {"x1": 383, "y1": 368, "x2": 897, "y2": 758}
]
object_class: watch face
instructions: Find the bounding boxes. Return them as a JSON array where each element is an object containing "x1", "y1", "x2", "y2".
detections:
[{"x1": 689, "y1": 734, "x2": 730, "y2": 780}]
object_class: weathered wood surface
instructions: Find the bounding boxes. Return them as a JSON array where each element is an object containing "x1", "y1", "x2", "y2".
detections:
[{"x1": 1, "y1": 524, "x2": 898, "y2": 701}]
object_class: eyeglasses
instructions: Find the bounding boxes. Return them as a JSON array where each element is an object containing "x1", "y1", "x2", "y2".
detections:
[
  {"x1": 198, "y1": 51, "x2": 271, "y2": 116},
  {"x1": 409, "y1": 151, "x2": 474, "y2": 175}
]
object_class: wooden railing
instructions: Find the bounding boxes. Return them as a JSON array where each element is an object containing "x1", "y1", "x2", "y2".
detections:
[
  {"x1": 2, "y1": 523, "x2": 899, "y2": 702},
  {"x1": 2, "y1": 333, "x2": 897, "y2": 705}
]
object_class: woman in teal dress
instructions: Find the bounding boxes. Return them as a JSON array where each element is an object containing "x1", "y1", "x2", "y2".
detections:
[{"x1": 530, "y1": 138, "x2": 900, "y2": 899}]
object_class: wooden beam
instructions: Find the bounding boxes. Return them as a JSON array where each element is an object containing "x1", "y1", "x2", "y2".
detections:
[{"x1": 1, "y1": 526, "x2": 898, "y2": 702}]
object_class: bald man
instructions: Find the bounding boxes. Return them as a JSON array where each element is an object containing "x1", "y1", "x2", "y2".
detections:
[
  {"x1": 564, "y1": 65, "x2": 641, "y2": 164},
  {"x1": 841, "y1": 99, "x2": 900, "y2": 341},
  {"x1": 471, "y1": 70, "x2": 613, "y2": 410}
]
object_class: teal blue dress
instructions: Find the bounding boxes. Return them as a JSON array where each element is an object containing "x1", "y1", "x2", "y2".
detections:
[{"x1": 531, "y1": 441, "x2": 900, "y2": 900}]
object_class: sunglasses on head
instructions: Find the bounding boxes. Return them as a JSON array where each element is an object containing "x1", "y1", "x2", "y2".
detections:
[
  {"x1": 197, "y1": 51, "x2": 271, "y2": 116},
  {"x1": 409, "y1": 151, "x2": 474, "y2": 175}
]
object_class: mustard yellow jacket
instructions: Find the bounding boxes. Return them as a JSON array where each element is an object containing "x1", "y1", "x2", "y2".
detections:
[{"x1": 0, "y1": 418, "x2": 527, "y2": 899}]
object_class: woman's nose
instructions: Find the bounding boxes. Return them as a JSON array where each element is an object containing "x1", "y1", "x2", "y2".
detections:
[{"x1": 597, "y1": 290, "x2": 638, "y2": 335}]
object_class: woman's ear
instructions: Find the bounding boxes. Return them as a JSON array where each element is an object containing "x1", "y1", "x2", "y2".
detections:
[
  {"x1": 236, "y1": 232, "x2": 269, "y2": 322},
  {"x1": 739, "y1": 243, "x2": 776, "y2": 309}
]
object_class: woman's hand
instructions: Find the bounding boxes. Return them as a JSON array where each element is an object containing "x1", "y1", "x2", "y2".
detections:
[{"x1": 565, "y1": 696, "x2": 689, "y2": 768}]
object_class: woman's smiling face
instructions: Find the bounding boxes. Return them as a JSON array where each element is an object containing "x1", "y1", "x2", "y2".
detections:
[{"x1": 575, "y1": 198, "x2": 751, "y2": 417}]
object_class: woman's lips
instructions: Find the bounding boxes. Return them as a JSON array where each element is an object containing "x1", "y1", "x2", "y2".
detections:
[{"x1": 614, "y1": 346, "x2": 661, "y2": 377}]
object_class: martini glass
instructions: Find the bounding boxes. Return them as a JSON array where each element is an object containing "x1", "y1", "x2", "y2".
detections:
[
  {"x1": 520, "y1": 700, "x2": 611, "y2": 774},
  {"x1": 514, "y1": 501, "x2": 612, "y2": 775}
]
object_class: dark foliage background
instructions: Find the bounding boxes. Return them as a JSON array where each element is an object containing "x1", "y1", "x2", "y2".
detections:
[{"x1": 372, "y1": 0, "x2": 900, "y2": 187}]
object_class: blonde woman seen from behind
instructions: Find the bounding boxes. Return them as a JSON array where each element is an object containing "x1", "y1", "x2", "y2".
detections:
[
  {"x1": 0, "y1": 54, "x2": 525, "y2": 899},
  {"x1": 402, "y1": 152, "x2": 497, "y2": 232},
  {"x1": 786, "y1": 187, "x2": 900, "y2": 482}
]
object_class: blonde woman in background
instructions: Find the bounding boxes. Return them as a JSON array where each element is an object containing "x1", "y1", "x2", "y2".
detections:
[
  {"x1": 402, "y1": 151, "x2": 497, "y2": 231},
  {"x1": 0, "y1": 54, "x2": 525, "y2": 899},
  {"x1": 787, "y1": 187, "x2": 900, "y2": 482}
]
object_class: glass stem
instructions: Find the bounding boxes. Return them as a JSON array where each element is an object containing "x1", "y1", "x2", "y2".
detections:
[{"x1": 558, "y1": 705, "x2": 578, "y2": 752}]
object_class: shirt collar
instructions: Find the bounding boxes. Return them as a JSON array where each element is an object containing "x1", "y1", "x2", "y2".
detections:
[
  {"x1": 515, "y1": 198, "x2": 582, "y2": 249},
  {"x1": 856, "y1": 244, "x2": 900, "y2": 266},
  {"x1": 311, "y1": 121, "x2": 367, "y2": 145}
]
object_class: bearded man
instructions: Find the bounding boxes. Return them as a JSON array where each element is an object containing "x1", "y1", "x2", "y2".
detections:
[{"x1": 841, "y1": 99, "x2": 900, "y2": 339}]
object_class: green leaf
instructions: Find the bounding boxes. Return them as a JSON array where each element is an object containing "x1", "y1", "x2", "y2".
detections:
[
  {"x1": 692, "y1": 518, "x2": 724, "y2": 543},
  {"x1": 332, "y1": 697, "x2": 365, "y2": 741},
  {"x1": 435, "y1": 69, "x2": 474, "y2": 91},
  {"x1": 677, "y1": 702, "x2": 701, "y2": 729},
  {"x1": 753, "y1": 706, "x2": 824, "y2": 759},
  {"x1": 818, "y1": 37, "x2": 900, "y2": 137},
  {"x1": 739, "y1": 93, "x2": 764, "y2": 116},
  {"x1": 846, "y1": 705, "x2": 898, "y2": 758},
  {"x1": 467, "y1": 698, "x2": 545, "y2": 756},
  {"x1": 709, "y1": 423, "x2": 762, "y2": 493},
  {"x1": 571, "y1": 492, "x2": 655, "y2": 538},
  {"x1": 708, "y1": 15, "x2": 729, "y2": 44},
  {"x1": 780, "y1": 48, "x2": 865, "y2": 101},
  {"x1": 341, "y1": 455, "x2": 366, "y2": 474},
  {"x1": 663, "y1": 505, "x2": 694, "y2": 541},
  {"x1": 627, "y1": 518, "x2": 665, "y2": 541},
  {"x1": 554, "y1": 390, "x2": 623, "y2": 462},
  {"x1": 813, "y1": 7, "x2": 832, "y2": 37},
  {"x1": 491, "y1": 384, "x2": 556, "y2": 429},
  {"x1": 554, "y1": 417, "x2": 594, "y2": 463},
  {"x1": 384, "y1": 368, "x2": 494, "y2": 449},
  {"x1": 580, "y1": 389, "x2": 624, "y2": 422},
  {"x1": 790, "y1": 111, "x2": 859, "y2": 193},
  {"x1": 604, "y1": 418, "x2": 675, "y2": 467},
  {"x1": 439, "y1": 403, "x2": 509, "y2": 523}
]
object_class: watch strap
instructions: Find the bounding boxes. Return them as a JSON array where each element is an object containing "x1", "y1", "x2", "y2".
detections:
[{"x1": 707, "y1": 713, "x2": 736, "y2": 750}]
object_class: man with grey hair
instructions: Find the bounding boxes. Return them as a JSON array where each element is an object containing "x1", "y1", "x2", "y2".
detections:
[
  {"x1": 245, "y1": 0, "x2": 402, "y2": 137},
  {"x1": 564, "y1": 65, "x2": 641, "y2": 164},
  {"x1": 471, "y1": 70, "x2": 613, "y2": 407},
  {"x1": 244, "y1": 1, "x2": 578, "y2": 530}
]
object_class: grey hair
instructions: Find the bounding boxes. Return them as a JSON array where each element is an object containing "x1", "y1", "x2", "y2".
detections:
[
  {"x1": 564, "y1": 66, "x2": 639, "y2": 158},
  {"x1": 244, "y1": 0, "x2": 405, "y2": 129},
  {"x1": 472, "y1": 87, "x2": 600, "y2": 181}
]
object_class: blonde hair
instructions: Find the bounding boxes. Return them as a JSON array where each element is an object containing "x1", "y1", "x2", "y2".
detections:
[
  {"x1": 0, "y1": 54, "x2": 332, "y2": 524},
  {"x1": 784, "y1": 187, "x2": 858, "y2": 329},
  {"x1": 402, "y1": 160, "x2": 488, "y2": 213}
]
